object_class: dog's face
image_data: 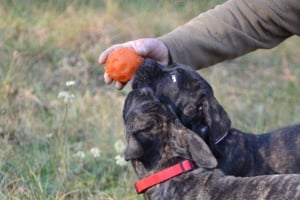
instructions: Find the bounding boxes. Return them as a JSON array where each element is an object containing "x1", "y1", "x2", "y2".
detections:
[
  {"x1": 132, "y1": 59, "x2": 231, "y2": 144},
  {"x1": 123, "y1": 87, "x2": 171, "y2": 168},
  {"x1": 123, "y1": 87, "x2": 217, "y2": 176}
]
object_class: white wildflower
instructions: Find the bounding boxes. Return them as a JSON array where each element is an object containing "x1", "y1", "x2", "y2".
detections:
[
  {"x1": 115, "y1": 155, "x2": 127, "y2": 167},
  {"x1": 57, "y1": 91, "x2": 75, "y2": 103},
  {"x1": 114, "y1": 140, "x2": 126, "y2": 154},
  {"x1": 57, "y1": 91, "x2": 68, "y2": 98},
  {"x1": 45, "y1": 133, "x2": 53, "y2": 138},
  {"x1": 73, "y1": 151, "x2": 85, "y2": 159},
  {"x1": 66, "y1": 80, "x2": 76, "y2": 87},
  {"x1": 90, "y1": 147, "x2": 101, "y2": 158}
]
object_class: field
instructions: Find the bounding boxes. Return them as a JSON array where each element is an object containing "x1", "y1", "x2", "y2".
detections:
[{"x1": 0, "y1": 0, "x2": 300, "y2": 199}]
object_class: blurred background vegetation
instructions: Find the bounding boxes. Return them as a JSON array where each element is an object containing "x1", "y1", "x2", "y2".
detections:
[{"x1": 0, "y1": 0, "x2": 299, "y2": 199}]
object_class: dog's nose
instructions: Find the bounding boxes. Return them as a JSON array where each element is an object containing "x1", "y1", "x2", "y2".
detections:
[
  {"x1": 132, "y1": 59, "x2": 166, "y2": 89},
  {"x1": 139, "y1": 59, "x2": 165, "y2": 74}
]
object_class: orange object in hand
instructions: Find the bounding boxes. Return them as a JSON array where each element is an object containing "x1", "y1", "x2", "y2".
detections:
[{"x1": 105, "y1": 47, "x2": 144, "y2": 83}]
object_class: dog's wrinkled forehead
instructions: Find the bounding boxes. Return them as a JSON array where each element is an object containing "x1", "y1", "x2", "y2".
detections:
[
  {"x1": 166, "y1": 63, "x2": 212, "y2": 91},
  {"x1": 123, "y1": 87, "x2": 176, "y2": 143},
  {"x1": 132, "y1": 59, "x2": 213, "y2": 96},
  {"x1": 123, "y1": 87, "x2": 173, "y2": 124},
  {"x1": 123, "y1": 87, "x2": 157, "y2": 119}
]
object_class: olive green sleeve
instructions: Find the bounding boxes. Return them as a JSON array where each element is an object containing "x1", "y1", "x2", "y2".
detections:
[{"x1": 158, "y1": 0, "x2": 300, "y2": 69}]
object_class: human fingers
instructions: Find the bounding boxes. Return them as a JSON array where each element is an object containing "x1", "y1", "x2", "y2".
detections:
[
  {"x1": 99, "y1": 45, "x2": 121, "y2": 64},
  {"x1": 104, "y1": 72, "x2": 113, "y2": 84},
  {"x1": 115, "y1": 81, "x2": 126, "y2": 90},
  {"x1": 104, "y1": 72, "x2": 127, "y2": 89},
  {"x1": 131, "y1": 38, "x2": 169, "y2": 65}
]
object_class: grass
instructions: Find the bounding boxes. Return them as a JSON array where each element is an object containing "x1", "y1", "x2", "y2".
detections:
[{"x1": 0, "y1": 0, "x2": 299, "y2": 199}]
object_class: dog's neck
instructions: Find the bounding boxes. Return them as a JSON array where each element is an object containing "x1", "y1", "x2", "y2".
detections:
[
  {"x1": 132, "y1": 155, "x2": 186, "y2": 179},
  {"x1": 132, "y1": 128, "x2": 197, "y2": 194},
  {"x1": 134, "y1": 159, "x2": 195, "y2": 194}
]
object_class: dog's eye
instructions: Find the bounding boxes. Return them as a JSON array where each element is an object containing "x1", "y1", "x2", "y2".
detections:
[{"x1": 133, "y1": 121, "x2": 154, "y2": 136}]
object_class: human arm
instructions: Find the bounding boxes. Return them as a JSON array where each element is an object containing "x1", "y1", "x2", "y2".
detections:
[
  {"x1": 99, "y1": 0, "x2": 300, "y2": 89},
  {"x1": 158, "y1": 0, "x2": 300, "y2": 69}
]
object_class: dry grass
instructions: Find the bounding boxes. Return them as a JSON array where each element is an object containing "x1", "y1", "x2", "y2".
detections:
[{"x1": 0, "y1": 0, "x2": 299, "y2": 199}]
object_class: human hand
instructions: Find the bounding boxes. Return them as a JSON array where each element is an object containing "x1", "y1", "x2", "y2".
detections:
[{"x1": 99, "y1": 38, "x2": 169, "y2": 90}]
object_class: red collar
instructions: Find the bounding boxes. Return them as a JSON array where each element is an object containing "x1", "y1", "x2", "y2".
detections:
[{"x1": 134, "y1": 160, "x2": 195, "y2": 194}]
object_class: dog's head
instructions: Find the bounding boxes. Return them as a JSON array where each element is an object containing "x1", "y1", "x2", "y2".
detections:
[
  {"x1": 123, "y1": 87, "x2": 217, "y2": 176},
  {"x1": 132, "y1": 59, "x2": 231, "y2": 145}
]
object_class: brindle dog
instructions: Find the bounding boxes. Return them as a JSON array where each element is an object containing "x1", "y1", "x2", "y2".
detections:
[
  {"x1": 131, "y1": 59, "x2": 300, "y2": 176},
  {"x1": 123, "y1": 87, "x2": 300, "y2": 200}
]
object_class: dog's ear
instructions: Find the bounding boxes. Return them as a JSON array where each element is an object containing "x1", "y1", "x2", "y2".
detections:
[
  {"x1": 203, "y1": 96, "x2": 231, "y2": 144},
  {"x1": 124, "y1": 136, "x2": 144, "y2": 161},
  {"x1": 173, "y1": 120, "x2": 217, "y2": 169},
  {"x1": 186, "y1": 130, "x2": 217, "y2": 168}
]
